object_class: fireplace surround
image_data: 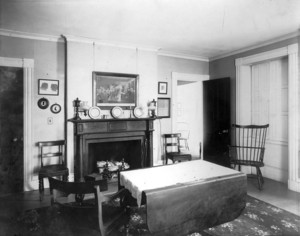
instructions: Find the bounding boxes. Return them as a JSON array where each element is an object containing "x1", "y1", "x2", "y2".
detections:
[{"x1": 69, "y1": 118, "x2": 155, "y2": 181}]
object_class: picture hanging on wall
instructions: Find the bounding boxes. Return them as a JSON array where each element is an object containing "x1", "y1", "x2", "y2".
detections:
[
  {"x1": 38, "y1": 79, "x2": 59, "y2": 96},
  {"x1": 157, "y1": 97, "x2": 171, "y2": 118},
  {"x1": 92, "y1": 71, "x2": 138, "y2": 109},
  {"x1": 158, "y1": 82, "x2": 168, "y2": 94}
]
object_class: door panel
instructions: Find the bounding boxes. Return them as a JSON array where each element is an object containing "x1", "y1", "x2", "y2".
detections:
[
  {"x1": 203, "y1": 77, "x2": 230, "y2": 167},
  {"x1": 0, "y1": 66, "x2": 24, "y2": 194}
]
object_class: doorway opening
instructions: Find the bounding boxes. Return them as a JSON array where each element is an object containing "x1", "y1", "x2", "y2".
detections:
[
  {"x1": 171, "y1": 72, "x2": 209, "y2": 158},
  {"x1": 0, "y1": 57, "x2": 34, "y2": 193}
]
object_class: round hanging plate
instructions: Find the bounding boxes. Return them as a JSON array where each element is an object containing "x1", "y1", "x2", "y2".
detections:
[
  {"x1": 88, "y1": 106, "x2": 101, "y2": 119},
  {"x1": 133, "y1": 106, "x2": 143, "y2": 118},
  {"x1": 37, "y1": 97, "x2": 49, "y2": 109},
  {"x1": 111, "y1": 106, "x2": 123, "y2": 118},
  {"x1": 50, "y1": 103, "x2": 61, "y2": 114}
]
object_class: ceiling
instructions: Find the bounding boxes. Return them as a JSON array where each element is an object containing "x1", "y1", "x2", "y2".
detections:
[{"x1": 1, "y1": 0, "x2": 300, "y2": 60}]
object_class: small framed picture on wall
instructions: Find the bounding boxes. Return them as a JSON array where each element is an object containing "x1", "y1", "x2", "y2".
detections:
[
  {"x1": 158, "y1": 82, "x2": 168, "y2": 94},
  {"x1": 38, "y1": 79, "x2": 59, "y2": 96},
  {"x1": 157, "y1": 97, "x2": 171, "y2": 118}
]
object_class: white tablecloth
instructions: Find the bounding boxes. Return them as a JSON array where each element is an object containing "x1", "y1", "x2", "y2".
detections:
[{"x1": 120, "y1": 160, "x2": 239, "y2": 207}]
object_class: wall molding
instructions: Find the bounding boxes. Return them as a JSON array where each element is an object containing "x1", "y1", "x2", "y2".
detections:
[
  {"x1": 235, "y1": 47, "x2": 289, "y2": 66},
  {"x1": 240, "y1": 165, "x2": 288, "y2": 183},
  {"x1": 0, "y1": 29, "x2": 61, "y2": 42},
  {"x1": 211, "y1": 31, "x2": 299, "y2": 61},
  {"x1": 0, "y1": 28, "x2": 206, "y2": 61},
  {"x1": 158, "y1": 50, "x2": 209, "y2": 62}
]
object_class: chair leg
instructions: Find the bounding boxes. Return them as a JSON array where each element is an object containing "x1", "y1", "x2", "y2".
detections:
[
  {"x1": 256, "y1": 167, "x2": 264, "y2": 190},
  {"x1": 39, "y1": 177, "x2": 44, "y2": 201},
  {"x1": 258, "y1": 168, "x2": 265, "y2": 184},
  {"x1": 62, "y1": 174, "x2": 68, "y2": 182}
]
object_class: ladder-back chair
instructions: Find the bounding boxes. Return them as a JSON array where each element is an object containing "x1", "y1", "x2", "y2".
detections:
[
  {"x1": 228, "y1": 124, "x2": 269, "y2": 190},
  {"x1": 164, "y1": 133, "x2": 192, "y2": 164},
  {"x1": 38, "y1": 140, "x2": 69, "y2": 200}
]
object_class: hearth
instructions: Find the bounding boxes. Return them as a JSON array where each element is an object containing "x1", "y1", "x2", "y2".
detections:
[
  {"x1": 69, "y1": 118, "x2": 155, "y2": 181},
  {"x1": 89, "y1": 139, "x2": 143, "y2": 171}
]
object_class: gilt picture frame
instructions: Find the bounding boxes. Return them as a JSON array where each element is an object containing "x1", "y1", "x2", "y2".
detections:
[{"x1": 93, "y1": 71, "x2": 139, "y2": 109}]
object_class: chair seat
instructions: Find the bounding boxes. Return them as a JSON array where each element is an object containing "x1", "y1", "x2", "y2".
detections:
[
  {"x1": 231, "y1": 160, "x2": 264, "y2": 168},
  {"x1": 39, "y1": 164, "x2": 69, "y2": 177},
  {"x1": 166, "y1": 152, "x2": 192, "y2": 162}
]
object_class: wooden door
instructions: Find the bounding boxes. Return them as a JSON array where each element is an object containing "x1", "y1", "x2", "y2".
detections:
[
  {"x1": 203, "y1": 77, "x2": 230, "y2": 167},
  {"x1": 0, "y1": 66, "x2": 24, "y2": 194}
]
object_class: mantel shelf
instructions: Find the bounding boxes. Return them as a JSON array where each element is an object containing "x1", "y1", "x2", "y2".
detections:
[{"x1": 68, "y1": 117, "x2": 156, "y2": 123}]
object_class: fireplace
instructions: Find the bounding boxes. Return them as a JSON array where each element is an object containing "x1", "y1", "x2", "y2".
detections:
[
  {"x1": 69, "y1": 118, "x2": 155, "y2": 181},
  {"x1": 89, "y1": 139, "x2": 144, "y2": 171}
]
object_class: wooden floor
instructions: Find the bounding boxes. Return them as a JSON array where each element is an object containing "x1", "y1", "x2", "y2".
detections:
[
  {"x1": 247, "y1": 177, "x2": 300, "y2": 216},
  {"x1": 0, "y1": 178, "x2": 300, "y2": 224}
]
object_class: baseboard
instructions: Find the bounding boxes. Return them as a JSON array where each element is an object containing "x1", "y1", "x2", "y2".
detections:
[
  {"x1": 239, "y1": 165, "x2": 288, "y2": 183},
  {"x1": 262, "y1": 165, "x2": 288, "y2": 183},
  {"x1": 288, "y1": 179, "x2": 300, "y2": 192}
]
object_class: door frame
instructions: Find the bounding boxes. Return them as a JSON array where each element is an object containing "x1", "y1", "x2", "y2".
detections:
[
  {"x1": 171, "y1": 72, "x2": 209, "y2": 158},
  {"x1": 0, "y1": 57, "x2": 34, "y2": 191},
  {"x1": 235, "y1": 43, "x2": 299, "y2": 192}
]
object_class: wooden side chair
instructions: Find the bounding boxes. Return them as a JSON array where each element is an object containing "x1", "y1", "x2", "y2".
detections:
[
  {"x1": 228, "y1": 124, "x2": 269, "y2": 190},
  {"x1": 163, "y1": 133, "x2": 192, "y2": 165},
  {"x1": 38, "y1": 140, "x2": 69, "y2": 201},
  {"x1": 48, "y1": 177, "x2": 129, "y2": 236}
]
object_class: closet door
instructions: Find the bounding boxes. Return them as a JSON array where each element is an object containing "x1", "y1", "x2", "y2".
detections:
[{"x1": 203, "y1": 77, "x2": 231, "y2": 167}]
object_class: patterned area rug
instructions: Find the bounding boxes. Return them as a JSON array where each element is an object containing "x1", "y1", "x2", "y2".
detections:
[
  {"x1": 5, "y1": 195, "x2": 300, "y2": 236},
  {"x1": 200, "y1": 195, "x2": 300, "y2": 236}
]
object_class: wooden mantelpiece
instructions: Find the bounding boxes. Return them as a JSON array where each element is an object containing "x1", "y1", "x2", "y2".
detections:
[{"x1": 69, "y1": 118, "x2": 155, "y2": 181}]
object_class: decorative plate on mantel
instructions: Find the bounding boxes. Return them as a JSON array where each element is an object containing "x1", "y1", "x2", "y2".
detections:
[
  {"x1": 88, "y1": 106, "x2": 101, "y2": 119},
  {"x1": 133, "y1": 106, "x2": 144, "y2": 118},
  {"x1": 111, "y1": 106, "x2": 123, "y2": 119}
]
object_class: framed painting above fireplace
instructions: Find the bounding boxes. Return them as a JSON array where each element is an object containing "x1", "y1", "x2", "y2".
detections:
[{"x1": 93, "y1": 71, "x2": 139, "y2": 109}]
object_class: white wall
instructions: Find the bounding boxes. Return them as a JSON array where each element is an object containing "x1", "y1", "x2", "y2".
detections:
[
  {"x1": 66, "y1": 40, "x2": 158, "y2": 174},
  {"x1": 0, "y1": 33, "x2": 209, "y2": 189}
]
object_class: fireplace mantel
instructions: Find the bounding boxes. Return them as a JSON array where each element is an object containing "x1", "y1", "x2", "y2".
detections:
[{"x1": 69, "y1": 118, "x2": 155, "y2": 181}]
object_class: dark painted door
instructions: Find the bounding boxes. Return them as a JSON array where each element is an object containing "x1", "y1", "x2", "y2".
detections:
[
  {"x1": 203, "y1": 77, "x2": 230, "y2": 167},
  {"x1": 0, "y1": 66, "x2": 24, "y2": 194}
]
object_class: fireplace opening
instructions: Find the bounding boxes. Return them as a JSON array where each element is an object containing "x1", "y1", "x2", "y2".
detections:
[{"x1": 88, "y1": 139, "x2": 144, "y2": 173}]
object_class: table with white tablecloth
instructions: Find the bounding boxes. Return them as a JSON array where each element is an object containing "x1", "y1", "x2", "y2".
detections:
[{"x1": 119, "y1": 160, "x2": 247, "y2": 235}]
